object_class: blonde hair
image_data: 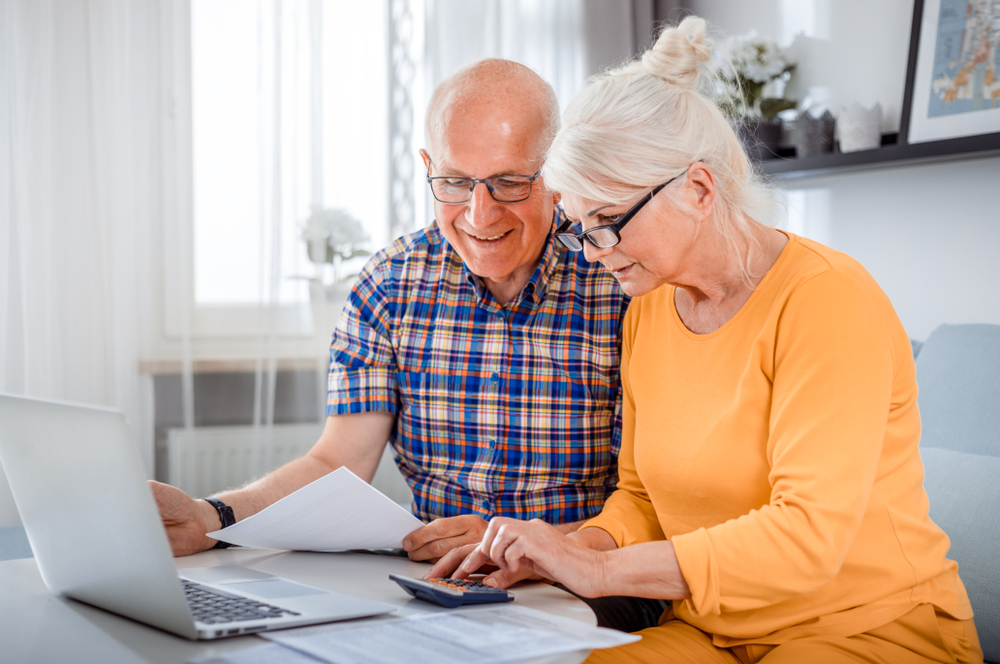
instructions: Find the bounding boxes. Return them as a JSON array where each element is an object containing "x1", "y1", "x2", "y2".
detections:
[
  {"x1": 425, "y1": 58, "x2": 560, "y2": 160},
  {"x1": 542, "y1": 16, "x2": 778, "y2": 281}
]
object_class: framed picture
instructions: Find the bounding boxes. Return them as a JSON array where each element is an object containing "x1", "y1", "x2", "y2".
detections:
[{"x1": 900, "y1": 0, "x2": 1000, "y2": 145}]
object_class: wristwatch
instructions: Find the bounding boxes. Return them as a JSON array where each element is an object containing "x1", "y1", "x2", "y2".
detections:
[{"x1": 202, "y1": 497, "x2": 235, "y2": 549}]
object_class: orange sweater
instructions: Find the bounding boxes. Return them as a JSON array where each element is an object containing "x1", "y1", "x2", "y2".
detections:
[{"x1": 584, "y1": 233, "x2": 973, "y2": 646}]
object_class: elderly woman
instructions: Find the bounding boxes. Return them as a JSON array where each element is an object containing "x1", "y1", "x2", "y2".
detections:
[{"x1": 433, "y1": 16, "x2": 982, "y2": 664}]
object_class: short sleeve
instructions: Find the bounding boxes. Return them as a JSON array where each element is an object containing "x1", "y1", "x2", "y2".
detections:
[{"x1": 326, "y1": 256, "x2": 399, "y2": 415}]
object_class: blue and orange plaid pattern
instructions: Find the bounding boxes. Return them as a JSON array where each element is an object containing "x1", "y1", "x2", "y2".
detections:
[{"x1": 327, "y1": 217, "x2": 628, "y2": 524}]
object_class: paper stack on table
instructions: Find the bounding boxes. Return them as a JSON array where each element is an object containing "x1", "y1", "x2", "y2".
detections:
[
  {"x1": 206, "y1": 467, "x2": 423, "y2": 551},
  {"x1": 189, "y1": 605, "x2": 640, "y2": 664}
]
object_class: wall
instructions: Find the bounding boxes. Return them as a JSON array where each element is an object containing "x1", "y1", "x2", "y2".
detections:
[
  {"x1": 689, "y1": 0, "x2": 1000, "y2": 340},
  {"x1": 689, "y1": 0, "x2": 910, "y2": 132},
  {"x1": 784, "y1": 157, "x2": 1000, "y2": 340}
]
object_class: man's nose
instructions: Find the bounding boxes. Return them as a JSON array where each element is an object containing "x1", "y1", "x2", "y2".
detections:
[{"x1": 465, "y1": 181, "x2": 502, "y2": 227}]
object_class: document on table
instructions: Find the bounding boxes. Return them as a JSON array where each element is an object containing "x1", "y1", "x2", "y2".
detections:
[
  {"x1": 256, "y1": 605, "x2": 640, "y2": 664},
  {"x1": 189, "y1": 642, "x2": 320, "y2": 664},
  {"x1": 205, "y1": 467, "x2": 423, "y2": 551}
]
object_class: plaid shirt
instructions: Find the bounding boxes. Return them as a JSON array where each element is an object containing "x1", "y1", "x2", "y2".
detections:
[{"x1": 327, "y1": 216, "x2": 628, "y2": 524}]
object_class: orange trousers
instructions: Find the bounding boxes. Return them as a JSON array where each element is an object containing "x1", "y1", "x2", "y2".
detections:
[{"x1": 585, "y1": 604, "x2": 983, "y2": 664}]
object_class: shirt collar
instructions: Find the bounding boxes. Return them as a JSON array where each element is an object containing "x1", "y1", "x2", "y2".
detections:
[{"x1": 522, "y1": 208, "x2": 564, "y2": 305}]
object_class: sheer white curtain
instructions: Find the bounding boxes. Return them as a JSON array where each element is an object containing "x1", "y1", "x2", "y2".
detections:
[
  {"x1": 185, "y1": 0, "x2": 319, "y2": 472},
  {"x1": 180, "y1": 0, "x2": 390, "y2": 479},
  {"x1": 1, "y1": 1, "x2": 393, "y2": 529},
  {"x1": 0, "y1": 0, "x2": 169, "y2": 526}
]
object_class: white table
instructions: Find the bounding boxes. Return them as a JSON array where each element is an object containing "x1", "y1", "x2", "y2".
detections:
[{"x1": 0, "y1": 547, "x2": 596, "y2": 664}]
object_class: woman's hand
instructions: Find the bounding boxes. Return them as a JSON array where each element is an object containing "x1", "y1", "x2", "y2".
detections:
[
  {"x1": 449, "y1": 517, "x2": 612, "y2": 598},
  {"x1": 425, "y1": 541, "x2": 542, "y2": 589}
]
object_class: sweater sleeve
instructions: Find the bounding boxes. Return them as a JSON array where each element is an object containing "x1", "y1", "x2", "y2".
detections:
[
  {"x1": 672, "y1": 270, "x2": 898, "y2": 616},
  {"x1": 582, "y1": 300, "x2": 665, "y2": 546}
]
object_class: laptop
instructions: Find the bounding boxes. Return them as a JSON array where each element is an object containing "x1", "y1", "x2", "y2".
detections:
[{"x1": 0, "y1": 393, "x2": 396, "y2": 639}]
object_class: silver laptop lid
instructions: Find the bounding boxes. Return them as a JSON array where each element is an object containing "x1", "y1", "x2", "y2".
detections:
[{"x1": 0, "y1": 394, "x2": 198, "y2": 639}]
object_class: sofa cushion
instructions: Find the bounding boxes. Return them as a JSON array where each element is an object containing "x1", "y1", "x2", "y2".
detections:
[
  {"x1": 921, "y1": 446, "x2": 1000, "y2": 661},
  {"x1": 0, "y1": 525, "x2": 32, "y2": 561},
  {"x1": 916, "y1": 324, "x2": 1000, "y2": 457}
]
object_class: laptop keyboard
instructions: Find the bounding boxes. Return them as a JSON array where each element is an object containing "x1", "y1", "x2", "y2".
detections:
[{"x1": 182, "y1": 580, "x2": 301, "y2": 625}]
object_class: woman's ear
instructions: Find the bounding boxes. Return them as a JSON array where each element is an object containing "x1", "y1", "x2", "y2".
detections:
[{"x1": 686, "y1": 162, "x2": 716, "y2": 222}]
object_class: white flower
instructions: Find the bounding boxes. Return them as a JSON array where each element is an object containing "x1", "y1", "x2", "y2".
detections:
[
  {"x1": 302, "y1": 207, "x2": 370, "y2": 264},
  {"x1": 713, "y1": 31, "x2": 794, "y2": 84},
  {"x1": 711, "y1": 31, "x2": 796, "y2": 118}
]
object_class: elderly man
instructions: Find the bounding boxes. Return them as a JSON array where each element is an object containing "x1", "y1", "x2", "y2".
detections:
[{"x1": 152, "y1": 58, "x2": 657, "y2": 628}]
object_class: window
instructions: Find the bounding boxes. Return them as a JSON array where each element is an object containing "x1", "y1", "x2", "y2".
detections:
[{"x1": 176, "y1": 0, "x2": 396, "y2": 338}]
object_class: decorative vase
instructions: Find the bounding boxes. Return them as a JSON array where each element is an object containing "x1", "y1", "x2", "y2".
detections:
[
  {"x1": 838, "y1": 102, "x2": 882, "y2": 153},
  {"x1": 733, "y1": 117, "x2": 782, "y2": 162},
  {"x1": 791, "y1": 110, "x2": 835, "y2": 158}
]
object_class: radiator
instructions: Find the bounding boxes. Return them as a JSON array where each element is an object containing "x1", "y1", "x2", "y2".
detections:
[
  {"x1": 165, "y1": 423, "x2": 413, "y2": 506},
  {"x1": 166, "y1": 423, "x2": 324, "y2": 499}
]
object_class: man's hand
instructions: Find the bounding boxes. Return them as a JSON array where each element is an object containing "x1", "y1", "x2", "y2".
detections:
[
  {"x1": 401, "y1": 514, "x2": 489, "y2": 562},
  {"x1": 148, "y1": 480, "x2": 222, "y2": 557}
]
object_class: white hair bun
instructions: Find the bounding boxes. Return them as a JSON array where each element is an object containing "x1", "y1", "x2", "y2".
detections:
[{"x1": 639, "y1": 16, "x2": 713, "y2": 91}]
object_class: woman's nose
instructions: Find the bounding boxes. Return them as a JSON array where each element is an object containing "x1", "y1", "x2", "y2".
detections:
[{"x1": 582, "y1": 241, "x2": 612, "y2": 263}]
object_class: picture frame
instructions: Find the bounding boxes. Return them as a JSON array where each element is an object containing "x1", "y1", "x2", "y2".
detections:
[{"x1": 899, "y1": 0, "x2": 1000, "y2": 145}]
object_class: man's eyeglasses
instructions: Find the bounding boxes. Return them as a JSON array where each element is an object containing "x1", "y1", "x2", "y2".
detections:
[
  {"x1": 554, "y1": 170, "x2": 687, "y2": 251},
  {"x1": 426, "y1": 170, "x2": 541, "y2": 204}
]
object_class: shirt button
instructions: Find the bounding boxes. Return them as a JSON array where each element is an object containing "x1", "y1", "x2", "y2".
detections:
[
  {"x1": 489, "y1": 439, "x2": 496, "y2": 449},
  {"x1": 491, "y1": 372, "x2": 499, "y2": 383}
]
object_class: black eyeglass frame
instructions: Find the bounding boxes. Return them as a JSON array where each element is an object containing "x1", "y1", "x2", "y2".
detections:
[
  {"x1": 426, "y1": 169, "x2": 542, "y2": 204},
  {"x1": 554, "y1": 170, "x2": 688, "y2": 251}
]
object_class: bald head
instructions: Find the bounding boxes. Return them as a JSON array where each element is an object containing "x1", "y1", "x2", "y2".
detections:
[{"x1": 425, "y1": 59, "x2": 560, "y2": 162}]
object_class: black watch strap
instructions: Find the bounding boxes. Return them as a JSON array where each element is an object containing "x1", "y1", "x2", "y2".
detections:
[{"x1": 203, "y1": 497, "x2": 235, "y2": 549}]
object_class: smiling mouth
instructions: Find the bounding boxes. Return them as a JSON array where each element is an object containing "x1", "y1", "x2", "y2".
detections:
[{"x1": 469, "y1": 230, "x2": 510, "y2": 242}]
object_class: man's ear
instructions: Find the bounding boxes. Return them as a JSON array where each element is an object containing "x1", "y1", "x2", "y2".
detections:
[
  {"x1": 419, "y1": 149, "x2": 432, "y2": 172},
  {"x1": 551, "y1": 191, "x2": 561, "y2": 206}
]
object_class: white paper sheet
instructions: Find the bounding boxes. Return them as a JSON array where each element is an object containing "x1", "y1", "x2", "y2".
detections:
[
  {"x1": 260, "y1": 605, "x2": 640, "y2": 664},
  {"x1": 205, "y1": 467, "x2": 423, "y2": 551}
]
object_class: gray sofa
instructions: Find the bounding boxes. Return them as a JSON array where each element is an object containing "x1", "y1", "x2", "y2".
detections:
[{"x1": 916, "y1": 323, "x2": 1000, "y2": 662}]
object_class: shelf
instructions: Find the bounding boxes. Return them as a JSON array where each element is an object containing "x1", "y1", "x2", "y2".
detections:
[{"x1": 759, "y1": 132, "x2": 1000, "y2": 180}]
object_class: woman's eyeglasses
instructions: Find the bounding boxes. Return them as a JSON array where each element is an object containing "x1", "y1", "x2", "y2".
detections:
[{"x1": 554, "y1": 170, "x2": 687, "y2": 251}]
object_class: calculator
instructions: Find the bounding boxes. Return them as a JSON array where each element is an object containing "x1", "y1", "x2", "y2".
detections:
[{"x1": 389, "y1": 574, "x2": 514, "y2": 608}]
